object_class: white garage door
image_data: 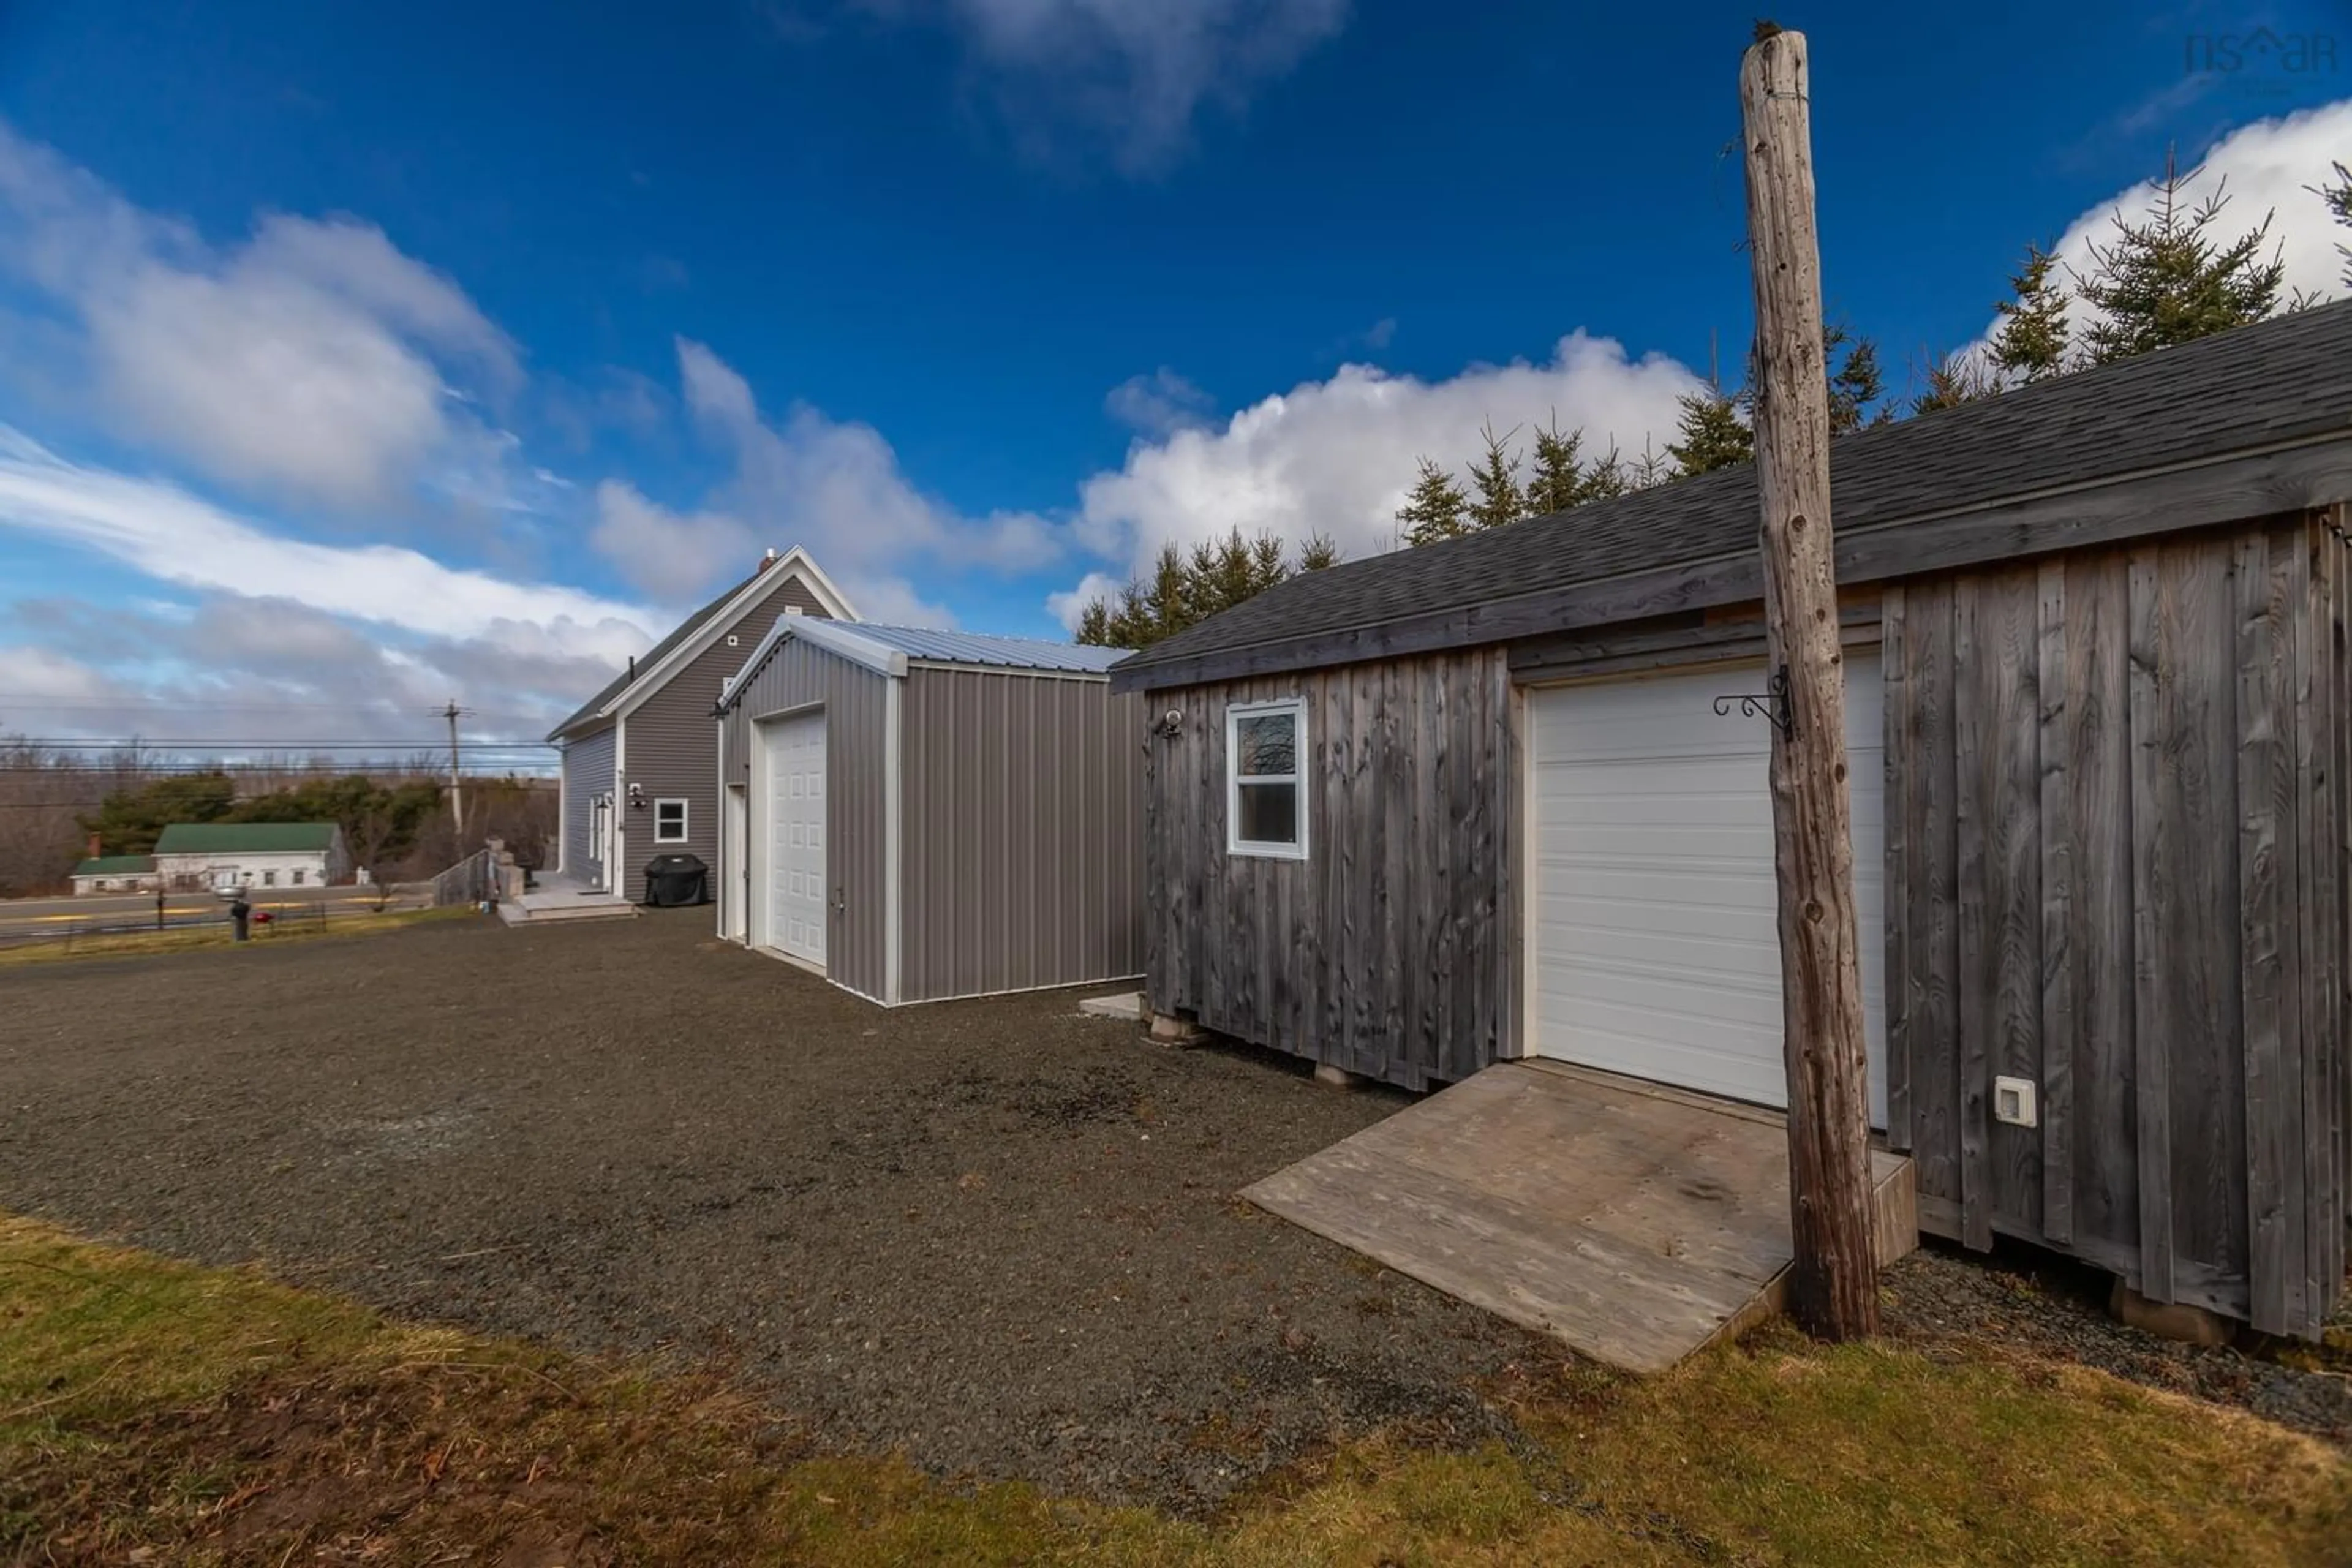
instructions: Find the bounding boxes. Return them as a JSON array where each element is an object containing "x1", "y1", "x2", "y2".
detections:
[
  {"x1": 759, "y1": 711, "x2": 827, "y2": 968},
  {"x1": 1526, "y1": 654, "x2": 1887, "y2": 1126}
]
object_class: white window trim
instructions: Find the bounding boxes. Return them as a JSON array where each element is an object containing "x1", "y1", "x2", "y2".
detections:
[
  {"x1": 654, "y1": 797, "x2": 691, "y2": 844},
  {"x1": 1226, "y1": 698, "x2": 1309, "y2": 861}
]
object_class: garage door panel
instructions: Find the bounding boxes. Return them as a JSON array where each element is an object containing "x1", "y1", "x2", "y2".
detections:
[
  {"x1": 1536, "y1": 966, "x2": 1784, "y2": 1037},
  {"x1": 1536, "y1": 890, "x2": 1779, "y2": 947},
  {"x1": 1528, "y1": 657, "x2": 1887, "y2": 1125},
  {"x1": 758, "y1": 712, "x2": 827, "y2": 969},
  {"x1": 1533, "y1": 1018, "x2": 1789, "y2": 1106}
]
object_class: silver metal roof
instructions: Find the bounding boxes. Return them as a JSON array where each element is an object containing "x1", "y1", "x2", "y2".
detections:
[{"x1": 834, "y1": 623, "x2": 1129, "y2": 674}]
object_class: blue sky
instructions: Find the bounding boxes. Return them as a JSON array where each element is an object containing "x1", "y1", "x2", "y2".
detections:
[{"x1": 1, "y1": 0, "x2": 2348, "y2": 744}]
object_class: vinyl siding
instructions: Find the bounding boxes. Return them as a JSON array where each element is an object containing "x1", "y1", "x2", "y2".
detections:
[
  {"x1": 560, "y1": 724, "x2": 617, "y2": 884},
  {"x1": 717, "y1": 636, "x2": 892, "y2": 1001},
  {"x1": 616, "y1": 573, "x2": 831, "y2": 902},
  {"x1": 899, "y1": 667, "x2": 1146, "y2": 1003}
]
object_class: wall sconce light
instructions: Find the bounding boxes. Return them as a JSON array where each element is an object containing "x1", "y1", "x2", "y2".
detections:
[
  {"x1": 628, "y1": 782, "x2": 647, "y2": 809},
  {"x1": 1154, "y1": 709, "x2": 1183, "y2": 739}
]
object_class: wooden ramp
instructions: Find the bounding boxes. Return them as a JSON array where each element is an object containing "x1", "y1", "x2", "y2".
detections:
[{"x1": 1244, "y1": 1060, "x2": 1915, "y2": 1373}]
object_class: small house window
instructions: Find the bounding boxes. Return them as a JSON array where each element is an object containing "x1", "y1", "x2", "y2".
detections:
[
  {"x1": 291, "y1": 869, "x2": 305, "y2": 886},
  {"x1": 262, "y1": 870, "x2": 276, "y2": 887},
  {"x1": 654, "y1": 798, "x2": 690, "y2": 843},
  {"x1": 1227, "y1": 698, "x2": 1308, "y2": 860}
]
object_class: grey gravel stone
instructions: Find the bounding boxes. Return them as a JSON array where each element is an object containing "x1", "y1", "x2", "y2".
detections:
[{"x1": 0, "y1": 910, "x2": 1536, "y2": 1512}]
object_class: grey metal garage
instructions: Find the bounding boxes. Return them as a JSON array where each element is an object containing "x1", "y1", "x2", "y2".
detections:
[{"x1": 715, "y1": 617, "x2": 1146, "y2": 1005}]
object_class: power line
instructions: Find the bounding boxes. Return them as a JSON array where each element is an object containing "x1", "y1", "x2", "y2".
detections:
[
  {"x1": 5, "y1": 739, "x2": 557, "y2": 749},
  {"x1": 0, "y1": 697, "x2": 437, "y2": 711}
]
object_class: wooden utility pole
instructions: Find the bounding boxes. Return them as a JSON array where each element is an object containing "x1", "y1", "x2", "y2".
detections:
[
  {"x1": 1738, "y1": 23, "x2": 1880, "y2": 1338},
  {"x1": 442, "y1": 699, "x2": 466, "y2": 843}
]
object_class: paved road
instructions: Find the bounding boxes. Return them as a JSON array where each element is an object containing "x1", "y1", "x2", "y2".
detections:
[{"x1": 0, "y1": 884, "x2": 397, "y2": 939}]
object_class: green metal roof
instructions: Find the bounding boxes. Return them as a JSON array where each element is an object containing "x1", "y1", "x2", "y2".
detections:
[
  {"x1": 153, "y1": 822, "x2": 341, "y2": 854},
  {"x1": 71, "y1": 854, "x2": 155, "y2": 876}
]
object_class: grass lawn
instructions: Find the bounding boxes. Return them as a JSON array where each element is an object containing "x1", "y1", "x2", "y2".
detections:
[
  {"x1": 4, "y1": 1216, "x2": 2345, "y2": 1566},
  {"x1": 0, "y1": 907, "x2": 471, "y2": 968}
]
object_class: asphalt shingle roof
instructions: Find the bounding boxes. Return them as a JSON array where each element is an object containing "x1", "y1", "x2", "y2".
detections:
[
  {"x1": 153, "y1": 823, "x2": 339, "y2": 854},
  {"x1": 1113, "y1": 301, "x2": 2352, "y2": 687}
]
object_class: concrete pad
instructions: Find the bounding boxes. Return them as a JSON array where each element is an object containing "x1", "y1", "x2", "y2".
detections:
[{"x1": 1077, "y1": 991, "x2": 1145, "y2": 1020}]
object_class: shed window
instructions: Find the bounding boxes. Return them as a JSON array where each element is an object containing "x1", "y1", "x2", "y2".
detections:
[
  {"x1": 1227, "y1": 699, "x2": 1308, "y2": 860},
  {"x1": 654, "y1": 797, "x2": 690, "y2": 843}
]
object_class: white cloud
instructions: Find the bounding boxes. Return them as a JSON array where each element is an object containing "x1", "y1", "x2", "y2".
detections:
[
  {"x1": 1960, "y1": 99, "x2": 2352, "y2": 369},
  {"x1": 587, "y1": 337, "x2": 1059, "y2": 622},
  {"x1": 1068, "y1": 330, "x2": 1700, "y2": 582},
  {"x1": 0, "y1": 427, "x2": 652, "y2": 662},
  {"x1": 0, "y1": 121, "x2": 521, "y2": 513},
  {"x1": 589, "y1": 480, "x2": 756, "y2": 604},
  {"x1": 1047, "y1": 570, "x2": 1122, "y2": 631},
  {"x1": 874, "y1": 0, "x2": 1348, "y2": 170},
  {"x1": 1106, "y1": 366, "x2": 1216, "y2": 435}
]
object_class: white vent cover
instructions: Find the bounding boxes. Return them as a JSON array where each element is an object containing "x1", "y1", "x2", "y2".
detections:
[{"x1": 1993, "y1": 1076, "x2": 2039, "y2": 1128}]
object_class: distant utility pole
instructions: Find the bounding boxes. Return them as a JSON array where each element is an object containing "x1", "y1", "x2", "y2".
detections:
[
  {"x1": 441, "y1": 700, "x2": 467, "y2": 843},
  {"x1": 1739, "y1": 23, "x2": 1880, "y2": 1340}
]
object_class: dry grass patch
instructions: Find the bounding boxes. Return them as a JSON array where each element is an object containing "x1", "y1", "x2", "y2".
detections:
[
  {"x1": 2, "y1": 1216, "x2": 2345, "y2": 1566},
  {"x1": 0, "y1": 907, "x2": 469, "y2": 967}
]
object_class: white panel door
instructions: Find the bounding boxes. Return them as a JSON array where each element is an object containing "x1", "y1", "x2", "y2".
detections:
[
  {"x1": 1526, "y1": 654, "x2": 1886, "y2": 1125},
  {"x1": 759, "y1": 712, "x2": 828, "y2": 968}
]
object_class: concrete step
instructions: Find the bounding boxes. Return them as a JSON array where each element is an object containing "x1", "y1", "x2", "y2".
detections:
[{"x1": 498, "y1": 900, "x2": 639, "y2": 925}]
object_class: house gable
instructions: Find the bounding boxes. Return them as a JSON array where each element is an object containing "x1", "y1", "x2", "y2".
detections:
[{"x1": 546, "y1": 548, "x2": 856, "y2": 742}]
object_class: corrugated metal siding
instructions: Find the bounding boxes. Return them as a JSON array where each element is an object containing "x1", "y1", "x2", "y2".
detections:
[
  {"x1": 718, "y1": 636, "x2": 892, "y2": 1001},
  {"x1": 617, "y1": 574, "x2": 831, "y2": 902},
  {"x1": 560, "y1": 725, "x2": 616, "y2": 883},
  {"x1": 899, "y1": 669, "x2": 1146, "y2": 1003}
]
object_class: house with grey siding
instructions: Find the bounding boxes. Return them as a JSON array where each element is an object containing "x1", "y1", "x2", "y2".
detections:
[
  {"x1": 1111, "y1": 302, "x2": 2352, "y2": 1341},
  {"x1": 548, "y1": 547, "x2": 857, "y2": 903},
  {"x1": 714, "y1": 617, "x2": 1145, "y2": 1005}
]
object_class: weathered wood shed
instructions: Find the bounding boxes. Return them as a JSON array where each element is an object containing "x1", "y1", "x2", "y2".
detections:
[
  {"x1": 714, "y1": 617, "x2": 1146, "y2": 1005},
  {"x1": 1110, "y1": 304, "x2": 2352, "y2": 1338}
]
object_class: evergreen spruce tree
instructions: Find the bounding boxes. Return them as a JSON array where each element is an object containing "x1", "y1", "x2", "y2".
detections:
[
  {"x1": 1525, "y1": 413, "x2": 1588, "y2": 516},
  {"x1": 1825, "y1": 325, "x2": 1888, "y2": 433},
  {"x1": 2315, "y1": 161, "x2": 2352, "y2": 288},
  {"x1": 1988, "y1": 243, "x2": 2073, "y2": 383},
  {"x1": 1073, "y1": 532, "x2": 1340, "y2": 649},
  {"x1": 1575, "y1": 442, "x2": 1629, "y2": 503},
  {"x1": 1396, "y1": 456, "x2": 1472, "y2": 547},
  {"x1": 1666, "y1": 391, "x2": 1753, "y2": 477},
  {"x1": 2074, "y1": 151, "x2": 2286, "y2": 364},
  {"x1": 1912, "y1": 355, "x2": 1996, "y2": 415},
  {"x1": 1465, "y1": 419, "x2": 1527, "y2": 530}
]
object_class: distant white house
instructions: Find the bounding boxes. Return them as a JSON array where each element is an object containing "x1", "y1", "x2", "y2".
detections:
[
  {"x1": 151, "y1": 822, "x2": 352, "y2": 891},
  {"x1": 69, "y1": 854, "x2": 161, "y2": 896}
]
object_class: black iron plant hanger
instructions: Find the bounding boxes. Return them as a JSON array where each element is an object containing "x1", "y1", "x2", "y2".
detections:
[{"x1": 1713, "y1": 665, "x2": 1795, "y2": 741}]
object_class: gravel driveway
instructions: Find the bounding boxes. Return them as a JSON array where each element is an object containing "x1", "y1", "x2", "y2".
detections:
[{"x1": 0, "y1": 911, "x2": 1537, "y2": 1509}]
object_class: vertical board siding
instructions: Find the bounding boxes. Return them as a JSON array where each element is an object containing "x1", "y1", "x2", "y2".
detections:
[
  {"x1": 1142, "y1": 647, "x2": 1514, "y2": 1091},
  {"x1": 717, "y1": 638, "x2": 892, "y2": 1001},
  {"x1": 897, "y1": 669, "x2": 1146, "y2": 1003},
  {"x1": 1890, "y1": 515, "x2": 2345, "y2": 1335}
]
